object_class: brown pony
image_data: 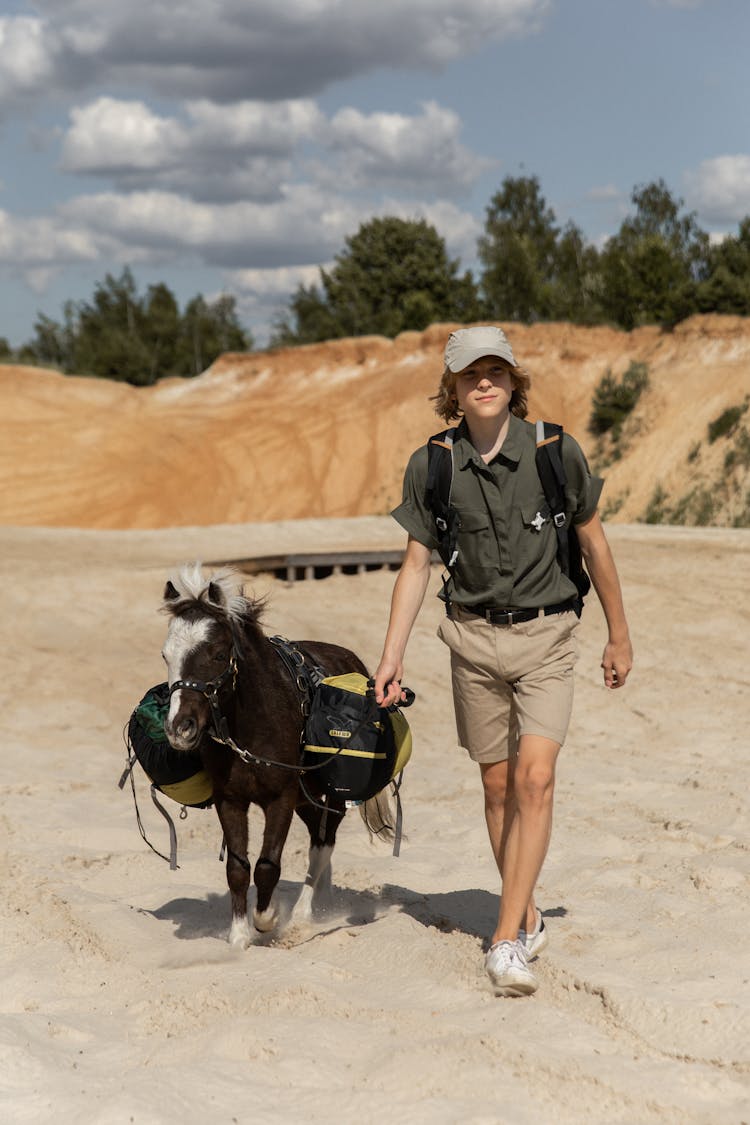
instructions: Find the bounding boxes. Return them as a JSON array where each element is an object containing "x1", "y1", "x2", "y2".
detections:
[{"x1": 161, "y1": 564, "x2": 392, "y2": 947}]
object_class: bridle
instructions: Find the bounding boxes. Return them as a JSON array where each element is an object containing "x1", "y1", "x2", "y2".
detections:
[{"x1": 168, "y1": 652, "x2": 238, "y2": 744}]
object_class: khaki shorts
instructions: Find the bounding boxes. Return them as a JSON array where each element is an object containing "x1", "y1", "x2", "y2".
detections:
[{"x1": 436, "y1": 607, "x2": 580, "y2": 764}]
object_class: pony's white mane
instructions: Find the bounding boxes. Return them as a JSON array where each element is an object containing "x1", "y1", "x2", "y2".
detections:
[{"x1": 169, "y1": 562, "x2": 249, "y2": 622}]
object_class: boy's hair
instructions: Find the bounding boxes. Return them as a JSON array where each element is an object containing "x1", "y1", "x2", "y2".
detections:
[{"x1": 430, "y1": 359, "x2": 530, "y2": 423}]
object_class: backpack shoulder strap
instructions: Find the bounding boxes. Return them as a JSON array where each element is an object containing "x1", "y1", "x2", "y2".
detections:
[
  {"x1": 424, "y1": 429, "x2": 460, "y2": 602},
  {"x1": 425, "y1": 427, "x2": 456, "y2": 513},
  {"x1": 535, "y1": 420, "x2": 570, "y2": 576},
  {"x1": 425, "y1": 428, "x2": 459, "y2": 561}
]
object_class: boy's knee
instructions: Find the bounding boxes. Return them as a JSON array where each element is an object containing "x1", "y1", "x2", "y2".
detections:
[
  {"x1": 516, "y1": 762, "x2": 555, "y2": 806},
  {"x1": 480, "y1": 760, "x2": 510, "y2": 807}
]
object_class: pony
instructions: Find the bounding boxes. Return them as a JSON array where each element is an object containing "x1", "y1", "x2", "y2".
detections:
[{"x1": 160, "y1": 563, "x2": 392, "y2": 947}]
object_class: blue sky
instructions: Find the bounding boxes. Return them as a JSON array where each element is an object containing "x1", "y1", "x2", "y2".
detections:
[{"x1": 0, "y1": 0, "x2": 748, "y2": 348}]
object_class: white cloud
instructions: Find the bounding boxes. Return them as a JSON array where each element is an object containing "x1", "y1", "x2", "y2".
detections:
[
  {"x1": 58, "y1": 94, "x2": 488, "y2": 203},
  {"x1": 57, "y1": 187, "x2": 370, "y2": 268},
  {"x1": 227, "y1": 265, "x2": 331, "y2": 298},
  {"x1": 586, "y1": 184, "x2": 622, "y2": 202},
  {"x1": 2, "y1": 1, "x2": 550, "y2": 106},
  {"x1": 0, "y1": 17, "x2": 57, "y2": 104},
  {"x1": 60, "y1": 95, "x2": 324, "y2": 202},
  {"x1": 685, "y1": 155, "x2": 750, "y2": 225},
  {"x1": 61, "y1": 97, "x2": 187, "y2": 172},
  {"x1": 325, "y1": 101, "x2": 494, "y2": 194},
  {"x1": 0, "y1": 181, "x2": 479, "y2": 296},
  {"x1": 0, "y1": 207, "x2": 102, "y2": 267}
]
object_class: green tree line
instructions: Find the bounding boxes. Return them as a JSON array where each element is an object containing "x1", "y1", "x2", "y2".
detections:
[
  {"x1": 3, "y1": 173, "x2": 750, "y2": 384},
  {"x1": 274, "y1": 176, "x2": 750, "y2": 345},
  {"x1": 2, "y1": 268, "x2": 250, "y2": 386}
]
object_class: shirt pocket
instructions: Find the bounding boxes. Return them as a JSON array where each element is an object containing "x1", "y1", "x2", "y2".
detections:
[{"x1": 453, "y1": 508, "x2": 497, "y2": 587}]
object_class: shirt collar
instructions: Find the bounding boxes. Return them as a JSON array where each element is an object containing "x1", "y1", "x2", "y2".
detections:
[{"x1": 453, "y1": 413, "x2": 525, "y2": 470}]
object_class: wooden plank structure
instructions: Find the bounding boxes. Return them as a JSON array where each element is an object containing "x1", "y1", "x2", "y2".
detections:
[{"x1": 207, "y1": 548, "x2": 410, "y2": 583}]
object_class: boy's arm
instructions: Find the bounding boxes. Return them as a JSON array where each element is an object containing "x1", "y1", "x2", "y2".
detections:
[
  {"x1": 373, "y1": 535, "x2": 433, "y2": 706},
  {"x1": 576, "y1": 512, "x2": 633, "y2": 689}
]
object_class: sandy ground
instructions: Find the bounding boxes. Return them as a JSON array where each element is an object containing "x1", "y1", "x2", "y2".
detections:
[{"x1": 1, "y1": 519, "x2": 749, "y2": 1125}]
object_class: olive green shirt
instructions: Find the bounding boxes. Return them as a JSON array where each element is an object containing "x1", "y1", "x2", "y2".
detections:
[{"x1": 392, "y1": 415, "x2": 603, "y2": 609}]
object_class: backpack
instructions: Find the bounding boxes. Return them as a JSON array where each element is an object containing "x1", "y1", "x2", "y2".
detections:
[
  {"x1": 119, "y1": 682, "x2": 214, "y2": 868},
  {"x1": 302, "y1": 672, "x2": 413, "y2": 803},
  {"x1": 425, "y1": 420, "x2": 591, "y2": 616}
]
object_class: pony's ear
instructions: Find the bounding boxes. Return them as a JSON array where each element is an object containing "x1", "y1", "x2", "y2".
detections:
[
  {"x1": 164, "y1": 579, "x2": 180, "y2": 601},
  {"x1": 207, "y1": 581, "x2": 226, "y2": 607}
]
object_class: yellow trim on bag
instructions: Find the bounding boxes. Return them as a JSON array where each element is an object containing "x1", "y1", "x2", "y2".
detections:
[{"x1": 305, "y1": 745, "x2": 387, "y2": 760}]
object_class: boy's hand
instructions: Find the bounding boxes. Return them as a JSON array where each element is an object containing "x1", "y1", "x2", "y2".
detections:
[
  {"x1": 373, "y1": 658, "x2": 405, "y2": 707},
  {"x1": 602, "y1": 638, "x2": 633, "y2": 689}
]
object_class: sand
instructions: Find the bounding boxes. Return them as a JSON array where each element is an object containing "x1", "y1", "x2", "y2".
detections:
[{"x1": 1, "y1": 518, "x2": 749, "y2": 1124}]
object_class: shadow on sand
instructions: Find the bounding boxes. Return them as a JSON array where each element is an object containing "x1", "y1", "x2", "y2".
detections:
[{"x1": 149, "y1": 878, "x2": 568, "y2": 948}]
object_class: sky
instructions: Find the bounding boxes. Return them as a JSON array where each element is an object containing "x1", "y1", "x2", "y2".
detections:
[{"x1": 0, "y1": 0, "x2": 748, "y2": 349}]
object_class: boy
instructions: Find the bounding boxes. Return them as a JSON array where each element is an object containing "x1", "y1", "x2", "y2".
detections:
[{"x1": 374, "y1": 326, "x2": 632, "y2": 997}]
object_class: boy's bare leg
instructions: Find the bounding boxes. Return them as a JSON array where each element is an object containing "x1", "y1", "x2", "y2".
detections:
[
  {"x1": 480, "y1": 758, "x2": 537, "y2": 934},
  {"x1": 488, "y1": 734, "x2": 560, "y2": 944}
]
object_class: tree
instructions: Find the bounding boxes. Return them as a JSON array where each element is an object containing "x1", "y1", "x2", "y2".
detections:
[
  {"x1": 272, "y1": 216, "x2": 483, "y2": 345},
  {"x1": 597, "y1": 180, "x2": 709, "y2": 328},
  {"x1": 22, "y1": 269, "x2": 252, "y2": 384},
  {"x1": 478, "y1": 175, "x2": 559, "y2": 321},
  {"x1": 695, "y1": 217, "x2": 750, "y2": 315},
  {"x1": 478, "y1": 175, "x2": 604, "y2": 324},
  {"x1": 178, "y1": 293, "x2": 248, "y2": 377},
  {"x1": 546, "y1": 221, "x2": 604, "y2": 324}
]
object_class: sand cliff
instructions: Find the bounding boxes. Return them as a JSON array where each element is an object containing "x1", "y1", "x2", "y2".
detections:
[{"x1": 2, "y1": 315, "x2": 749, "y2": 529}]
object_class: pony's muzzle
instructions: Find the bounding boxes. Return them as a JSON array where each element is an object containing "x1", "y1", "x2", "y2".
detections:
[{"x1": 164, "y1": 712, "x2": 200, "y2": 751}]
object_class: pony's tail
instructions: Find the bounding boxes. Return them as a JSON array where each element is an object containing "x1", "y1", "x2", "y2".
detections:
[
  {"x1": 359, "y1": 790, "x2": 395, "y2": 843},
  {"x1": 359, "y1": 778, "x2": 405, "y2": 856}
]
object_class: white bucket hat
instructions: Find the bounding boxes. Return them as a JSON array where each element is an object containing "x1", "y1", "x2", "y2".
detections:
[{"x1": 444, "y1": 326, "x2": 516, "y2": 373}]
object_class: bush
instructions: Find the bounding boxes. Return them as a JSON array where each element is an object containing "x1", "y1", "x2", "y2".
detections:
[
  {"x1": 708, "y1": 401, "x2": 748, "y2": 443},
  {"x1": 589, "y1": 361, "x2": 650, "y2": 438},
  {"x1": 643, "y1": 483, "x2": 669, "y2": 524},
  {"x1": 724, "y1": 427, "x2": 750, "y2": 472}
]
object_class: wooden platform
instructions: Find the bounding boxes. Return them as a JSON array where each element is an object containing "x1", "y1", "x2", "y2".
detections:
[{"x1": 207, "y1": 548, "x2": 411, "y2": 582}]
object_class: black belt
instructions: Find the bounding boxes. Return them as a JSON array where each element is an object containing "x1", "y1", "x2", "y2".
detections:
[{"x1": 458, "y1": 600, "x2": 576, "y2": 625}]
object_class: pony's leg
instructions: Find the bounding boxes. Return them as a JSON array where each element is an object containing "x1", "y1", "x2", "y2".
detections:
[
  {"x1": 292, "y1": 801, "x2": 344, "y2": 922},
  {"x1": 215, "y1": 798, "x2": 252, "y2": 949},
  {"x1": 293, "y1": 844, "x2": 334, "y2": 923},
  {"x1": 252, "y1": 789, "x2": 296, "y2": 932}
]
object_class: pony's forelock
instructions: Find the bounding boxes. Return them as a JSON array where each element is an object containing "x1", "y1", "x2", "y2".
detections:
[{"x1": 165, "y1": 562, "x2": 250, "y2": 623}]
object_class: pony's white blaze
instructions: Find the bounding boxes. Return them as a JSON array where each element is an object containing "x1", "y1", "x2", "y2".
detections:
[{"x1": 163, "y1": 616, "x2": 212, "y2": 723}]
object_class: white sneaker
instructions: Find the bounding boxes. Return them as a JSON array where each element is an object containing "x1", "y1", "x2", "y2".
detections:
[
  {"x1": 519, "y1": 909, "x2": 548, "y2": 961},
  {"x1": 485, "y1": 939, "x2": 538, "y2": 997}
]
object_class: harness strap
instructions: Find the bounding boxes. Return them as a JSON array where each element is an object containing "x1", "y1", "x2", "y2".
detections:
[
  {"x1": 268, "y1": 635, "x2": 324, "y2": 717},
  {"x1": 150, "y1": 785, "x2": 179, "y2": 870},
  {"x1": 119, "y1": 734, "x2": 181, "y2": 868}
]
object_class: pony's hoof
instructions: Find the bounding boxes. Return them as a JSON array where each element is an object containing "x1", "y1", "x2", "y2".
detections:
[
  {"x1": 228, "y1": 916, "x2": 252, "y2": 949},
  {"x1": 253, "y1": 905, "x2": 278, "y2": 933}
]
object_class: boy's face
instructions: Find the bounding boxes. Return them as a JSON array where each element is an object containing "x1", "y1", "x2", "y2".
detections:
[{"x1": 454, "y1": 355, "x2": 513, "y2": 423}]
